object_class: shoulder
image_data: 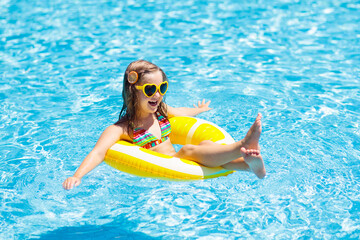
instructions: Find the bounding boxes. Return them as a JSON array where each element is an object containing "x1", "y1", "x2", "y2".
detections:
[
  {"x1": 104, "y1": 123, "x2": 131, "y2": 141},
  {"x1": 93, "y1": 123, "x2": 131, "y2": 154},
  {"x1": 103, "y1": 124, "x2": 123, "y2": 134},
  {"x1": 165, "y1": 104, "x2": 179, "y2": 118}
]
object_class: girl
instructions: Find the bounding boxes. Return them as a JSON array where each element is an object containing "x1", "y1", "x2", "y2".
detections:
[{"x1": 63, "y1": 60, "x2": 265, "y2": 190}]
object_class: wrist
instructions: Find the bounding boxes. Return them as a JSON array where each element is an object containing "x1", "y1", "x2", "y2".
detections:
[{"x1": 72, "y1": 175, "x2": 82, "y2": 180}]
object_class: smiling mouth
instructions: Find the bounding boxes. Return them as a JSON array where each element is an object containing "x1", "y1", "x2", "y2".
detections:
[{"x1": 148, "y1": 100, "x2": 158, "y2": 107}]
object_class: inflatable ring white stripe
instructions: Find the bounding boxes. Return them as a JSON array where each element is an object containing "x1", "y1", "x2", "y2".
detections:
[
  {"x1": 186, "y1": 118, "x2": 234, "y2": 145},
  {"x1": 110, "y1": 143, "x2": 215, "y2": 176}
]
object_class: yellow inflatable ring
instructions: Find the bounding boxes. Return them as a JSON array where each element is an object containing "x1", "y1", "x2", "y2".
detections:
[{"x1": 104, "y1": 116, "x2": 235, "y2": 181}]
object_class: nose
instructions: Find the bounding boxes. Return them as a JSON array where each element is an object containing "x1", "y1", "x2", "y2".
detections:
[{"x1": 154, "y1": 90, "x2": 162, "y2": 98}]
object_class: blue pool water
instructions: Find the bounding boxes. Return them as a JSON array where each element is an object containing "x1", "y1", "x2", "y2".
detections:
[{"x1": 1, "y1": 0, "x2": 360, "y2": 239}]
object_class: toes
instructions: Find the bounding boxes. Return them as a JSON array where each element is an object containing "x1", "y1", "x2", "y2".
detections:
[
  {"x1": 245, "y1": 149, "x2": 260, "y2": 156},
  {"x1": 240, "y1": 147, "x2": 247, "y2": 155},
  {"x1": 241, "y1": 147, "x2": 261, "y2": 157},
  {"x1": 241, "y1": 147, "x2": 254, "y2": 157},
  {"x1": 256, "y1": 113, "x2": 262, "y2": 121}
]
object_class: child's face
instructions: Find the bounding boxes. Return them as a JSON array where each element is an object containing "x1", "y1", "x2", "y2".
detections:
[{"x1": 136, "y1": 70, "x2": 165, "y2": 116}]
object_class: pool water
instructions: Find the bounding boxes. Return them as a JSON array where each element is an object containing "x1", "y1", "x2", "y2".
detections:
[{"x1": 1, "y1": 0, "x2": 360, "y2": 239}]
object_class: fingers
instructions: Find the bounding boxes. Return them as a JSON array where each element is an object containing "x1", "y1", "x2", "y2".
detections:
[
  {"x1": 205, "y1": 100, "x2": 211, "y2": 107},
  {"x1": 62, "y1": 177, "x2": 80, "y2": 190},
  {"x1": 193, "y1": 99, "x2": 212, "y2": 112},
  {"x1": 62, "y1": 179, "x2": 73, "y2": 190},
  {"x1": 194, "y1": 101, "x2": 202, "y2": 108},
  {"x1": 62, "y1": 179, "x2": 70, "y2": 190},
  {"x1": 202, "y1": 99, "x2": 211, "y2": 106},
  {"x1": 197, "y1": 99, "x2": 211, "y2": 107}
]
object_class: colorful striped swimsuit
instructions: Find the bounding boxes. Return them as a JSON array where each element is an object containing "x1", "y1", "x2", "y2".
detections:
[{"x1": 133, "y1": 112, "x2": 171, "y2": 149}]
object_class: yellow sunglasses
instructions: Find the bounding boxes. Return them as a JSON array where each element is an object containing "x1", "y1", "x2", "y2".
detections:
[{"x1": 135, "y1": 81, "x2": 168, "y2": 98}]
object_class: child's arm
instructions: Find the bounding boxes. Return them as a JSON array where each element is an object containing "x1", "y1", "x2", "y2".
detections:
[
  {"x1": 167, "y1": 99, "x2": 212, "y2": 117},
  {"x1": 62, "y1": 124, "x2": 124, "y2": 190}
]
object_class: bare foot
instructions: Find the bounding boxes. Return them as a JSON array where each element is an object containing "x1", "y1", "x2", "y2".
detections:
[
  {"x1": 242, "y1": 113, "x2": 262, "y2": 150},
  {"x1": 241, "y1": 147, "x2": 266, "y2": 179}
]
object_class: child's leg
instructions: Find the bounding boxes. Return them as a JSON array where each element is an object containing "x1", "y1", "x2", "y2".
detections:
[
  {"x1": 222, "y1": 148, "x2": 266, "y2": 179},
  {"x1": 221, "y1": 157, "x2": 249, "y2": 171},
  {"x1": 175, "y1": 141, "x2": 266, "y2": 178},
  {"x1": 174, "y1": 140, "x2": 243, "y2": 167},
  {"x1": 174, "y1": 113, "x2": 266, "y2": 178}
]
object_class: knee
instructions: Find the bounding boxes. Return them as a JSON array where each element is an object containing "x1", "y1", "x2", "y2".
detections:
[{"x1": 178, "y1": 144, "x2": 196, "y2": 157}]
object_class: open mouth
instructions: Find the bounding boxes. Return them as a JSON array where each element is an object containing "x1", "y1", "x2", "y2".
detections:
[{"x1": 148, "y1": 100, "x2": 158, "y2": 107}]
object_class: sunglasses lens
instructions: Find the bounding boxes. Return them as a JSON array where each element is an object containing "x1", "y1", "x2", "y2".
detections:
[
  {"x1": 144, "y1": 85, "x2": 156, "y2": 97},
  {"x1": 160, "y1": 82, "x2": 168, "y2": 94}
]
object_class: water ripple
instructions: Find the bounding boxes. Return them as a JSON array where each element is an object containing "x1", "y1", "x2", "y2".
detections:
[{"x1": 1, "y1": 0, "x2": 360, "y2": 239}]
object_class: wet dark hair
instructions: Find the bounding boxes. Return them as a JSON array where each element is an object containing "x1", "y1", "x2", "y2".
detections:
[{"x1": 115, "y1": 60, "x2": 168, "y2": 134}]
